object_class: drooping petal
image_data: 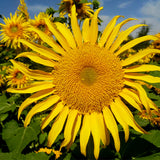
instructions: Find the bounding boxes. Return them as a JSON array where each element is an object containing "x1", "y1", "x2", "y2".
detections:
[
  {"x1": 82, "y1": 18, "x2": 90, "y2": 42},
  {"x1": 55, "y1": 22, "x2": 76, "y2": 48},
  {"x1": 124, "y1": 64, "x2": 160, "y2": 73},
  {"x1": 103, "y1": 107, "x2": 120, "y2": 152},
  {"x1": 124, "y1": 73, "x2": 160, "y2": 83},
  {"x1": 105, "y1": 18, "x2": 136, "y2": 50},
  {"x1": 7, "y1": 81, "x2": 54, "y2": 93},
  {"x1": 124, "y1": 80, "x2": 150, "y2": 113},
  {"x1": 114, "y1": 98, "x2": 147, "y2": 133},
  {"x1": 97, "y1": 113, "x2": 110, "y2": 146},
  {"x1": 98, "y1": 15, "x2": 123, "y2": 47},
  {"x1": 67, "y1": 114, "x2": 82, "y2": 149},
  {"x1": 89, "y1": 7, "x2": 103, "y2": 44},
  {"x1": 115, "y1": 36, "x2": 158, "y2": 57},
  {"x1": 90, "y1": 112, "x2": 101, "y2": 159},
  {"x1": 80, "y1": 114, "x2": 91, "y2": 156},
  {"x1": 19, "y1": 39, "x2": 62, "y2": 60},
  {"x1": 16, "y1": 52, "x2": 56, "y2": 67},
  {"x1": 120, "y1": 88, "x2": 142, "y2": 111},
  {"x1": 119, "y1": 90, "x2": 142, "y2": 111},
  {"x1": 60, "y1": 109, "x2": 78, "y2": 149},
  {"x1": 44, "y1": 19, "x2": 70, "y2": 51},
  {"x1": 41, "y1": 101, "x2": 64, "y2": 130},
  {"x1": 18, "y1": 88, "x2": 55, "y2": 119},
  {"x1": 47, "y1": 106, "x2": 69, "y2": 147},
  {"x1": 110, "y1": 102, "x2": 129, "y2": 142},
  {"x1": 24, "y1": 95, "x2": 60, "y2": 127},
  {"x1": 110, "y1": 24, "x2": 146, "y2": 53},
  {"x1": 71, "y1": 5, "x2": 82, "y2": 46},
  {"x1": 121, "y1": 49, "x2": 160, "y2": 66},
  {"x1": 10, "y1": 59, "x2": 53, "y2": 80}
]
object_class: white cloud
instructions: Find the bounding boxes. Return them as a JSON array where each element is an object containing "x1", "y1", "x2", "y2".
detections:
[
  {"x1": 27, "y1": 4, "x2": 48, "y2": 13},
  {"x1": 141, "y1": 0, "x2": 160, "y2": 18},
  {"x1": 99, "y1": 15, "x2": 112, "y2": 31},
  {"x1": 118, "y1": 1, "x2": 132, "y2": 9}
]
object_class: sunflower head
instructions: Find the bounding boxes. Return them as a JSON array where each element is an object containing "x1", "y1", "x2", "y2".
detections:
[
  {"x1": 7, "y1": 64, "x2": 31, "y2": 88},
  {"x1": 7, "y1": 5, "x2": 160, "y2": 160},
  {"x1": 29, "y1": 12, "x2": 52, "y2": 42},
  {"x1": 59, "y1": 0, "x2": 93, "y2": 19},
  {"x1": 0, "y1": 13, "x2": 30, "y2": 49}
]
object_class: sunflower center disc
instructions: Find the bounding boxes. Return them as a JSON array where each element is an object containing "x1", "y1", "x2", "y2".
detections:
[
  {"x1": 16, "y1": 72, "x2": 24, "y2": 79},
  {"x1": 11, "y1": 26, "x2": 18, "y2": 33},
  {"x1": 53, "y1": 44, "x2": 124, "y2": 114},
  {"x1": 80, "y1": 67, "x2": 97, "y2": 86}
]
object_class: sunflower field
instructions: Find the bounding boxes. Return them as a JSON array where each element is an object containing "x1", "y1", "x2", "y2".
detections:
[{"x1": 0, "y1": 0, "x2": 160, "y2": 160}]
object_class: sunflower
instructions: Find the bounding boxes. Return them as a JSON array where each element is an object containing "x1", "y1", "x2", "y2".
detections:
[
  {"x1": 7, "y1": 5, "x2": 160, "y2": 159},
  {"x1": 7, "y1": 63, "x2": 31, "y2": 88},
  {"x1": 29, "y1": 12, "x2": 52, "y2": 42},
  {"x1": 59, "y1": 0, "x2": 93, "y2": 19},
  {"x1": 0, "y1": 13, "x2": 30, "y2": 49}
]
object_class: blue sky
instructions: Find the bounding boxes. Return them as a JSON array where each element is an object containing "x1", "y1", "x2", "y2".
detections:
[{"x1": 0, "y1": 0, "x2": 160, "y2": 36}]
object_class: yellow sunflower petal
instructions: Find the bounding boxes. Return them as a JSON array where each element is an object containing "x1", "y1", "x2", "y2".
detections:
[
  {"x1": 90, "y1": 112, "x2": 101, "y2": 159},
  {"x1": 120, "y1": 88, "x2": 142, "y2": 111},
  {"x1": 103, "y1": 107, "x2": 120, "y2": 152},
  {"x1": 16, "y1": 52, "x2": 56, "y2": 67},
  {"x1": 60, "y1": 109, "x2": 78, "y2": 149},
  {"x1": 19, "y1": 39, "x2": 62, "y2": 60},
  {"x1": 82, "y1": 18, "x2": 90, "y2": 42},
  {"x1": 10, "y1": 60, "x2": 53, "y2": 80},
  {"x1": 44, "y1": 19, "x2": 70, "y2": 51},
  {"x1": 80, "y1": 114, "x2": 91, "y2": 156},
  {"x1": 124, "y1": 64, "x2": 160, "y2": 73},
  {"x1": 47, "y1": 106, "x2": 69, "y2": 147},
  {"x1": 71, "y1": 5, "x2": 82, "y2": 46},
  {"x1": 124, "y1": 73, "x2": 160, "y2": 83},
  {"x1": 122, "y1": 49, "x2": 160, "y2": 66},
  {"x1": 67, "y1": 114, "x2": 82, "y2": 149},
  {"x1": 105, "y1": 18, "x2": 136, "y2": 49},
  {"x1": 55, "y1": 22, "x2": 76, "y2": 48},
  {"x1": 110, "y1": 102, "x2": 129, "y2": 142},
  {"x1": 98, "y1": 15, "x2": 123, "y2": 47},
  {"x1": 24, "y1": 95, "x2": 60, "y2": 127},
  {"x1": 119, "y1": 90, "x2": 142, "y2": 111},
  {"x1": 116, "y1": 36, "x2": 159, "y2": 57},
  {"x1": 110, "y1": 24, "x2": 146, "y2": 53},
  {"x1": 90, "y1": 7, "x2": 103, "y2": 44},
  {"x1": 18, "y1": 88, "x2": 55, "y2": 119},
  {"x1": 114, "y1": 98, "x2": 146, "y2": 133},
  {"x1": 124, "y1": 80, "x2": 150, "y2": 113},
  {"x1": 97, "y1": 112, "x2": 110, "y2": 146},
  {"x1": 41, "y1": 101, "x2": 64, "y2": 130},
  {"x1": 7, "y1": 81, "x2": 54, "y2": 93}
]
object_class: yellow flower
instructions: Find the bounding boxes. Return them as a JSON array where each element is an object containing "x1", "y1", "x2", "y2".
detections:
[
  {"x1": 7, "y1": 63, "x2": 31, "y2": 88},
  {"x1": 16, "y1": 0, "x2": 30, "y2": 21},
  {"x1": 0, "y1": 13, "x2": 30, "y2": 49},
  {"x1": 59, "y1": 0, "x2": 93, "y2": 19},
  {"x1": 29, "y1": 12, "x2": 52, "y2": 42},
  {"x1": 7, "y1": 5, "x2": 160, "y2": 159}
]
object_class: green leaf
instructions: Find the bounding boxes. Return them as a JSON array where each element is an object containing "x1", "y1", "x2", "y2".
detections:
[
  {"x1": 0, "y1": 94, "x2": 17, "y2": 114},
  {"x1": 134, "y1": 152, "x2": 160, "y2": 160},
  {"x1": 0, "y1": 113, "x2": 8, "y2": 122},
  {"x1": 134, "y1": 114, "x2": 149, "y2": 127},
  {"x1": 0, "y1": 152, "x2": 49, "y2": 160},
  {"x1": 25, "y1": 152, "x2": 49, "y2": 160},
  {"x1": 141, "y1": 130, "x2": 160, "y2": 148},
  {"x1": 39, "y1": 132, "x2": 47, "y2": 144},
  {"x1": 2, "y1": 120, "x2": 41, "y2": 154}
]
